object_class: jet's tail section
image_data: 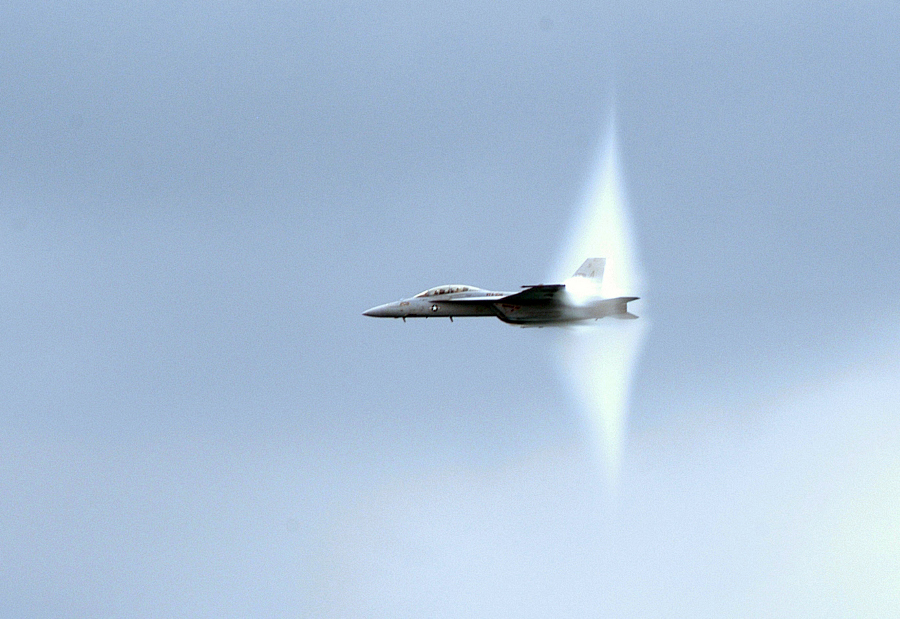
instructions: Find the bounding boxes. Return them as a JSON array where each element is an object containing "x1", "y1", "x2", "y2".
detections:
[
  {"x1": 613, "y1": 312, "x2": 639, "y2": 320},
  {"x1": 595, "y1": 295, "x2": 640, "y2": 319},
  {"x1": 572, "y1": 258, "x2": 605, "y2": 284}
]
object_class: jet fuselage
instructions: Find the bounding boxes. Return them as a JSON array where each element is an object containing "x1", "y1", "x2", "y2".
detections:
[{"x1": 363, "y1": 259, "x2": 639, "y2": 326}]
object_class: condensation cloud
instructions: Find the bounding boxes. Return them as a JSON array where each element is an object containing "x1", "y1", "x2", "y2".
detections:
[{"x1": 555, "y1": 113, "x2": 648, "y2": 484}]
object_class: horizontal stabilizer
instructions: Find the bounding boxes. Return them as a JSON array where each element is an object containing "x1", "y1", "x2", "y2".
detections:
[
  {"x1": 608, "y1": 296, "x2": 639, "y2": 318},
  {"x1": 612, "y1": 312, "x2": 639, "y2": 320}
]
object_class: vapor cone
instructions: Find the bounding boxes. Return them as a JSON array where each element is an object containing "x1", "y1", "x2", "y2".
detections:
[{"x1": 555, "y1": 115, "x2": 648, "y2": 484}]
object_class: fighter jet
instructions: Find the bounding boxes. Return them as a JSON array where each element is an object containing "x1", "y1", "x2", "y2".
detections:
[{"x1": 363, "y1": 258, "x2": 639, "y2": 326}]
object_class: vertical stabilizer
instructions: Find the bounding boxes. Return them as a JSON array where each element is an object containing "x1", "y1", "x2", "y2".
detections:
[{"x1": 572, "y1": 258, "x2": 605, "y2": 283}]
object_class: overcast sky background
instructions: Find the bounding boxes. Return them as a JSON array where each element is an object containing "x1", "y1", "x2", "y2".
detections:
[{"x1": 2, "y1": 1, "x2": 899, "y2": 617}]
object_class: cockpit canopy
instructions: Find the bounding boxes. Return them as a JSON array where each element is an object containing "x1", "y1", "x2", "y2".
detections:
[{"x1": 414, "y1": 285, "x2": 482, "y2": 298}]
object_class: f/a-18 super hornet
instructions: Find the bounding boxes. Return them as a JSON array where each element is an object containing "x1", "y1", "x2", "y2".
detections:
[{"x1": 363, "y1": 258, "x2": 638, "y2": 326}]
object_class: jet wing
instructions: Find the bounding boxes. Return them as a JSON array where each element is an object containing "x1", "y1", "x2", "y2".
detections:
[
  {"x1": 439, "y1": 295, "x2": 510, "y2": 303},
  {"x1": 440, "y1": 285, "x2": 565, "y2": 306},
  {"x1": 497, "y1": 284, "x2": 565, "y2": 304},
  {"x1": 440, "y1": 285, "x2": 564, "y2": 305}
]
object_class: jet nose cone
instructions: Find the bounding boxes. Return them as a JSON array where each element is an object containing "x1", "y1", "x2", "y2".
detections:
[{"x1": 363, "y1": 302, "x2": 398, "y2": 318}]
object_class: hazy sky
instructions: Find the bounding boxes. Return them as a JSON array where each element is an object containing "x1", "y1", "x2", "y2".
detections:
[{"x1": 2, "y1": 1, "x2": 899, "y2": 617}]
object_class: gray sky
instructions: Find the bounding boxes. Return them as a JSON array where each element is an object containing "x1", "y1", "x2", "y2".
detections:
[{"x1": 2, "y1": 1, "x2": 899, "y2": 617}]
